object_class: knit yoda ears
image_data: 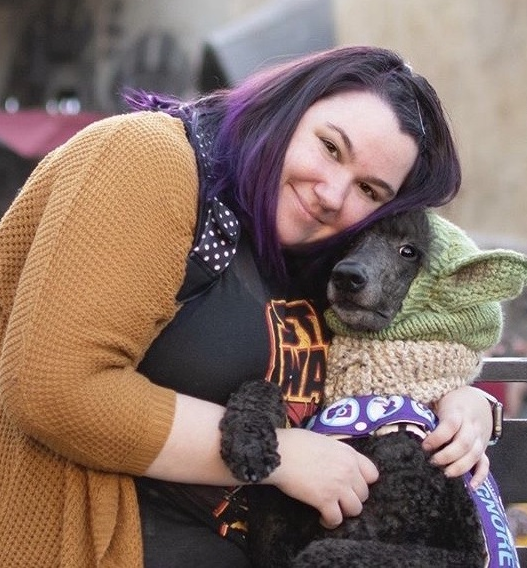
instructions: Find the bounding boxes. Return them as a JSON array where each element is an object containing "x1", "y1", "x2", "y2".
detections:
[
  {"x1": 431, "y1": 249, "x2": 527, "y2": 311},
  {"x1": 421, "y1": 214, "x2": 527, "y2": 313},
  {"x1": 383, "y1": 213, "x2": 527, "y2": 351}
]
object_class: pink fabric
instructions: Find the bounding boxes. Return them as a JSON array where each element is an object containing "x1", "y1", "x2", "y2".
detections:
[{"x1": 0, "y1": 110, "x2": 106, "y2": 159}]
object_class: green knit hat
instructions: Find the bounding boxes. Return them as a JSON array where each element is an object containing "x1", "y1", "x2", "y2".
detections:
[{"x1": 326, "y1": 213, "x2": 527, "y2": 352}]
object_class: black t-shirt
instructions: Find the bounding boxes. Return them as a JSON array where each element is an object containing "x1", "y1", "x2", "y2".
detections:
[
  {"x1": 136, "y1": 229, "x2": 331, "y2": 550},
  {"x1": 138, "y1": 231, "x2": 330, "y2": 419}
]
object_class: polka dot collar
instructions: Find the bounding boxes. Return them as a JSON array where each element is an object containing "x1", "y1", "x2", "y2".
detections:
[{"x1": 192, "y1": 197, "x2": 240, "y2": 273}]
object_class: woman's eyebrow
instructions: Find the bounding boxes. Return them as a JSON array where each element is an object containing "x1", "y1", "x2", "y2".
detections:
[
  {"x1": 361, "y1": 175, "x2": 396, "y2": 198},
  {"x1": 326, "y1": 122, "x2": 396, "y2": 198},
  {"x1": 326, "y1": 122, "x2": 352, "y2": 153}
]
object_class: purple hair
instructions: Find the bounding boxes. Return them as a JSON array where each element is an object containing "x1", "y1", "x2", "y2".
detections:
[{"x1": 127, "y1": 46, "x2": 461, "y2": 282}]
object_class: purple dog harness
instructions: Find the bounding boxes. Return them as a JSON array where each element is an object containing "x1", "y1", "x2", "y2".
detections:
[{"x1": 306, "y1": 395, "x2": 519, "y2": 567}]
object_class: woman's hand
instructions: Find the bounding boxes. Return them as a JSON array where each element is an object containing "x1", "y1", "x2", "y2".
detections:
[
  {"x1": 146, "y1": 393, "x2": 378, "y2": 529},
  {"x1": 268, "y1": 428, "x2": 379, "y2": 529},
  {"x1": 144, "y1": 393, "x2": 378, "y2": 523},
  {"x1": 422, "y1": 385, "x2": 492, "y2": 488}
]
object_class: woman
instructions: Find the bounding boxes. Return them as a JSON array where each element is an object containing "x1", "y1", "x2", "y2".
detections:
[{"x1": 0, "y1": 46, "x2": 494, "y2": 567}]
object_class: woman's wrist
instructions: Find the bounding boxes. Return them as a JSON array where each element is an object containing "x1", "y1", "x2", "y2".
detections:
[{"x1": 475, "y1": 388, "x2": 504, "y2": 445}]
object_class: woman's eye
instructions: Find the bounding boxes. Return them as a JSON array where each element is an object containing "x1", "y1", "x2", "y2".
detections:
[
  {"x1": 358, "y1": 182, "x2": 377, "y2": 201},
  {"x1": 322, "y1": 138, "x2": 339, "y2": 158}
]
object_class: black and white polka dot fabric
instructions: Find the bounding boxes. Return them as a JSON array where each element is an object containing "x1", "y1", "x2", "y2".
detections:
[
  {"x1": 175, "y1": 105, "x2": 242, "y2": 303},
  {"x1": 192, "y1": 197, "x2": 240, "y2": 273}
]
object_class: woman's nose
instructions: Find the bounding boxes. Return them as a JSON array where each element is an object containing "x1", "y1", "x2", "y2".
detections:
[{"x1": 313, "y1": 178, "x2": 350, "y2": 213}]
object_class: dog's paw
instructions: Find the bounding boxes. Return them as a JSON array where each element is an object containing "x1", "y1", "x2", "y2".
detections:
[
  {"x1": 219, "y1": 380, "x2": 287, "y2": 482},
  {"x1": 220, "y1": 413, "x2": 281, "y2": 482}
]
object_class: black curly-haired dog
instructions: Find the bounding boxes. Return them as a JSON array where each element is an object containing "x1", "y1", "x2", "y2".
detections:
[{"x1": 220, "y1": 210, "x2": 486, "y2": 567}]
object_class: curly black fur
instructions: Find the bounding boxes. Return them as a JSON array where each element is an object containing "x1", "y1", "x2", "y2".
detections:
[
  {"x1": 219, "y1": 380, "x2": 287, "y2": 482},
  {"x1": 222, "y1": 381, "x2": 486, "y2": 567}
]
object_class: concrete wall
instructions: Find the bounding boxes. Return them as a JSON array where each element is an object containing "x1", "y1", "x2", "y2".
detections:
[{"x1": 333, "y1": 0, "x2": 527, "y2": 247}]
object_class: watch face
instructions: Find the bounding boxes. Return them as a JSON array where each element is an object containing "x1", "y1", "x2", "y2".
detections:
[
  {"x1": 492, "y1": 401, "x2": 503, "y2": 438},
  {"x1": 488, "y1": 399, "x2": 503, "y2": 446},
  {"x1": 478, "y1": 388, "x2": 503, "y2": 445}
]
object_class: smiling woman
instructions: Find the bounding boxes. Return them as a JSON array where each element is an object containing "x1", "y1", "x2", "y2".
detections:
[
  {"x1": 276, "y1": 91, "x2": 418, "y2": 246},
  {"x1": 0, "y1": 45, "x2": 491, "y2": 568}
]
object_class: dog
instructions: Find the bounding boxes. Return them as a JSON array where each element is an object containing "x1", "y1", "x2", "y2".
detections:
[{"x1": 219, "y1": 209, "x2": 505, "y2": 567}]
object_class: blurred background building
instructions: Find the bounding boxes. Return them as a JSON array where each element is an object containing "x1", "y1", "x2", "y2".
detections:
[
  {"x1": 1, "y1": 0, "x2": 525, "y2": 245},
  {"x1": 0, "y1": 0, "x2": 525, "y2": 373}
]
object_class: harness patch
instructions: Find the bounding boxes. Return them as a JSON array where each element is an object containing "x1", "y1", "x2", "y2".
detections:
[{"x1": 306, "y1": 394, "x2": 437, "y2": 438}]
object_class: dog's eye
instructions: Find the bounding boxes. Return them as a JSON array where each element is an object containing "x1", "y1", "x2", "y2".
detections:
[{"x1": 399, "y1": 244, "x2": 419, "y2": 259}]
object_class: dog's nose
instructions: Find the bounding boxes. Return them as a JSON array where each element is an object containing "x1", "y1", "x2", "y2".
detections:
[{"x1": 330, "y1": 261, "x2": 368, "y2": 292}]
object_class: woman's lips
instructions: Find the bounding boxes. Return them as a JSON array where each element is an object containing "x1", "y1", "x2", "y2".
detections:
[{"x1": 293, "y1": 186, "x2": 322, "y2": 224}]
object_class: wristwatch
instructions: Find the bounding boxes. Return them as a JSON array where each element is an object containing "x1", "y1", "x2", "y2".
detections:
[{"x1": 478, "y1": 389, "x2": 504, "y2": 446}]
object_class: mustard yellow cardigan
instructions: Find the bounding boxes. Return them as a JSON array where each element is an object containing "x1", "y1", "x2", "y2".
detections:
[{"x1": 0, "y1": 111, "x2": 199, "y2": 567}]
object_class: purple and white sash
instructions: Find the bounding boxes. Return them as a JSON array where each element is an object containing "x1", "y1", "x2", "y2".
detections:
[{"x1": 465, "y1": 472, "x2": 519, "y2": 567}]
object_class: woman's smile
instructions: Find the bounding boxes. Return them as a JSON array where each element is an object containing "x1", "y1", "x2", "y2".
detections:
[{"x1": 290, "y1": 185, "x2": 323, "y2": 224}]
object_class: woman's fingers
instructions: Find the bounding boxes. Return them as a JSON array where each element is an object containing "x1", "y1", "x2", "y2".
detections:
[
  {"x1": 468, "y1": 454, "x2": 490, "y2": 489},
  {"x1": 423, "y1": 386, "x2": 493, "y2": 478},
  {"x1": 319, "y1": 491, "x2": 364, "y2": 529},
  {"x1": 270, "y1": 428, "x2": 378, "y2": 527}
]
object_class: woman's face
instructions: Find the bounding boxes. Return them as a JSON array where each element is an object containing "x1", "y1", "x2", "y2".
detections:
[{"x1": 277, "y1": 91, "x2": 418, "y2": 246}]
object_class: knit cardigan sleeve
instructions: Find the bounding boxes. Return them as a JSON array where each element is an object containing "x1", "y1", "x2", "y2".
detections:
[{"x1": 0, "y1": 111, "x2": 198, "y2": 475}]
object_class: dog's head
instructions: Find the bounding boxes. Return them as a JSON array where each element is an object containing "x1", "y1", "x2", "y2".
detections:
[
  {"x1": 327, "y1": 213, "x2": 527, "y2": 353},
  {"x1": 327, "y1": 210, "x2": 430, "y2": 332}
]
